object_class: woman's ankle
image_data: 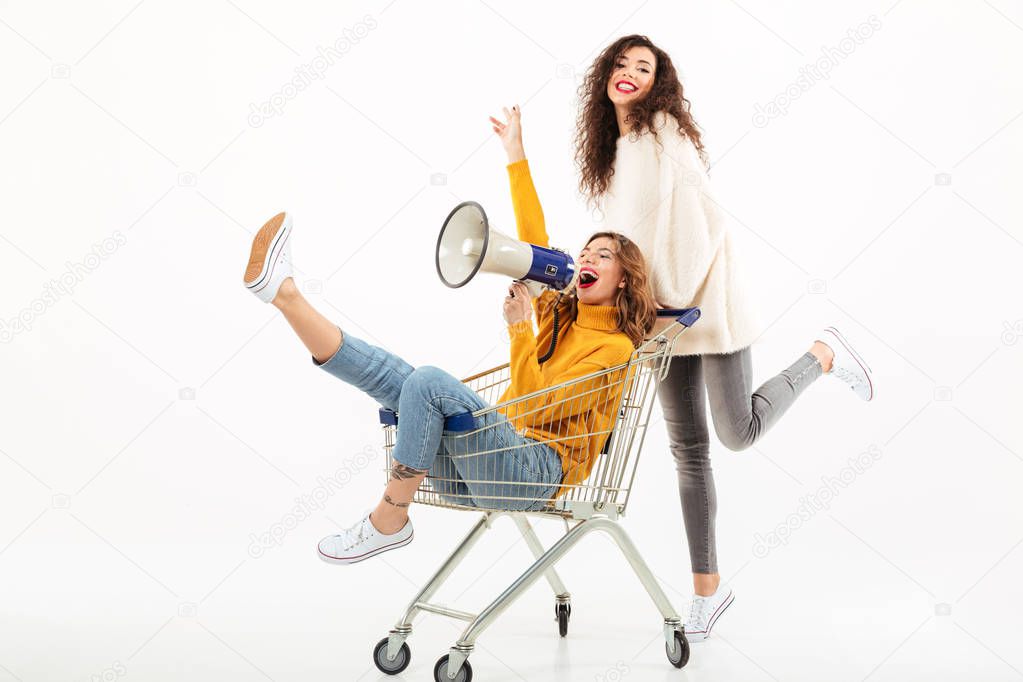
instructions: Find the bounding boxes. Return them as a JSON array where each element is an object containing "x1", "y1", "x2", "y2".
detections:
[
  {"x1": 369, "y1": 506, "x2": 409, "y2": 535},
  {"x1": 271, "y1": 277, "x2": 299, "y2": 308},
  {"x1": 693, "y1": 572, "x2": 720, "y2": 597},
  {"x1": 810, "y1": 341, "x2": 834, "y2": 373}
]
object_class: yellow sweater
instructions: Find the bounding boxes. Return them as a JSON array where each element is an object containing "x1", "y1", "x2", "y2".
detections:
[{"x1": 497, "y1": 159, "x2": 636, "y2": 492}]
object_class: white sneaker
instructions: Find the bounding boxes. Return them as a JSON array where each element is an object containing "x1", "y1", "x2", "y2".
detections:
[
  {"x1": 685, "y1": 585, "x2": 734, "y2": 642},
  {"x1": 244, "y1": 212, "x2": 293, "y2": 303},
  {"x1": 818, "y1": 327, "x2": 874, "y2": 401},
  {"x1": 317, "y1": 513, "x2": 414, "y2": 565}
]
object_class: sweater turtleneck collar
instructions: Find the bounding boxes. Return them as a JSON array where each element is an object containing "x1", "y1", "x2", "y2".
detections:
[{"x1": 575, "y1": 300, "x2": 619, "y2": 331}]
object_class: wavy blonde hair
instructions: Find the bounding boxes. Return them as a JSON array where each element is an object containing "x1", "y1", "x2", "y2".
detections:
[{"x1": 541, "y1": 231, "x2": 657, "y2": 348}]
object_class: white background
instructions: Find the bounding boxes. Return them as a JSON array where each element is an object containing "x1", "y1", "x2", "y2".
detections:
[{"x1": 1, "y1": 1, "x2": 1021, "y2": 680}]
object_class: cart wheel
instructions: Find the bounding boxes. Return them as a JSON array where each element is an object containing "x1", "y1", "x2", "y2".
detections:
[
  {"x1": 433, "y1": 654, "x2": 472, "y2": 682},
  {"x1": 372, "y1": 637, "x2": 411, "y2": 675},
  {"x1": 665, "y1": 630, "x2": 690, "y2": 668},
  {"x1": 555, "y1": 603, "x2": 571, "y2": 637}
]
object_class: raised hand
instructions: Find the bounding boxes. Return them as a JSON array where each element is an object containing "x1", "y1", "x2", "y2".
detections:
[{"x1": 489, "y1": 105, "x2": 525, "y2": 163}]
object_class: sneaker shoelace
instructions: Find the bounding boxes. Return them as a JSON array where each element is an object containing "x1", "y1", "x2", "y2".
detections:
[
  {"x1": 336, "y1": 518, "x2": 372, "y2": 550},
  {"x1": 831, "y1": 364, "x2": 862, "y2": 388},
  {"x1": 686, "y1": 595, "x2": 710, "y2": 630}
]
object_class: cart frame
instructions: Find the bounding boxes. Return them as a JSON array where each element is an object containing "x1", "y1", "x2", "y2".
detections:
[{"x1": 372, "y1": 308, "x2": 700, "y2": 679}]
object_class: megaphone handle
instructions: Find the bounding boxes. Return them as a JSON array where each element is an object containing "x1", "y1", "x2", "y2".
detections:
[{"x1": 518, "y1": 279, "x2": 546, "y2": 299}]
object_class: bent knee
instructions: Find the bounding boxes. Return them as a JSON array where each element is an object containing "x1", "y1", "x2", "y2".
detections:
[
  {"x1": 411, "y1": 364, "x2": 448, "y2": 380},
  {"x1": 715, "y1": 426, "x2": 755, "y2": 452},
  {"x1": 404, "y1": 365, "x2": 452, "y2": 391}
]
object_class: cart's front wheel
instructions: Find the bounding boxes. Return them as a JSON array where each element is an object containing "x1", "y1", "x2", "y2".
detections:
[
  {"x1": 372, "y1": 637, "x2": 411, "y2": 675},
  {"x1": 555, "y1": 603, "x2": 571, "y2": 637},
  {"x1": 433, "y1": 654, "x2": 472, "y2": 682},
  {"x1": 665, "y1": 630, "x2": 690, "y2": 668}
]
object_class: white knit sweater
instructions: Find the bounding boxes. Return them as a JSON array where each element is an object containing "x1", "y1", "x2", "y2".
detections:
[{"x1": 599, "y1": 110, "x2": 763, "y2": 356}]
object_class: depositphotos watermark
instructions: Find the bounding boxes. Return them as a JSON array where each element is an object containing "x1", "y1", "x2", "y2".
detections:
[
  {"x1": 1001, "y1": 319, "x2": 1023, "y2": 345},
  {"x1": 752, "y1": 444, "x2": 882, "y2": 558},
  {"x1": 1, "y1": 230, "x2": 127, "y2": 344},
  {"x1": 595, "y1": 661, "x2": 630, "y2": 682},
  {"x1": 247, "y1": 15, "x2": 378, "y2": 127},
  {"x1": 752, "y1": 15, "x2": 882, "y2": 128},
  {"x1": 247, "y1": 445, "x2": 378, "y2": 558},
  {"x1": 88, "y1": 660, "x2": 126, "y2": 682}
]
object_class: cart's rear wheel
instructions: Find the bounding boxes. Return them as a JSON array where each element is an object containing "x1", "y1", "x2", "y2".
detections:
[
  {"x1": 372, "y1": 637, "x2": 411, "y2": 675},
  {"x1": 555, "y1": 603, "x2": 571, "y2": 637},
  {"x1": 433, "y1": 654, "x2": 472, "y2": 682},
  {"x1": 665, "y1": 630, "x2": 690, "y2": 668}
]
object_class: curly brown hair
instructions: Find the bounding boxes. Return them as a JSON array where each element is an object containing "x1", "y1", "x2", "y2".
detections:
[
  {"x1": 574, "y1": 34, "x2": 709, "y2": 204},
  {"x1": 540, "y1": 231, "x2": 657, "y2": 348}
]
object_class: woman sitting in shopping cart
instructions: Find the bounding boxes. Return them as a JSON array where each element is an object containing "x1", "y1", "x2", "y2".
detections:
[{"x1": 241, "y1": 105, "x2": 658, "y2": 565}]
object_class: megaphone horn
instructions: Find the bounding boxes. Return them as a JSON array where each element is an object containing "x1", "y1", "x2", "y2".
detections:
[{"x1": 436, "y1": 201, "x2": 576, "y2": 290}]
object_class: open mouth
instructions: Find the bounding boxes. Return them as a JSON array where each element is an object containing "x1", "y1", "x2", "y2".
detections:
[
  {"x1": 578, "y1": 268, "x2": 599, "y2": 289},
  {"x1": 615, "y1": 80, "x2": 637, "y2": 94}
]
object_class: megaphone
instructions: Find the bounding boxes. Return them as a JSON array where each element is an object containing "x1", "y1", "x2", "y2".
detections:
[{"x1": 436, "y1": 201, "x2": 576, "y2": 291}]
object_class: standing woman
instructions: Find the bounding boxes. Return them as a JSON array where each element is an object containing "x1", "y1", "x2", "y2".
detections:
[{"x1": 574, "y1": 34, "x2": 875, "y2": 641}]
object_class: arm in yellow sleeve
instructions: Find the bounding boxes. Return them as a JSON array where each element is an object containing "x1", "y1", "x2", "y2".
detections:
[
  {"x1": 507, "y1": 159, "x2": 557, "y2": 320},
  {"x1": 506, "y1": 159, "x2": 550, "y2": 248},
  {"x1": 505, "y1": 321, "x2": 629, "y2": 424}
]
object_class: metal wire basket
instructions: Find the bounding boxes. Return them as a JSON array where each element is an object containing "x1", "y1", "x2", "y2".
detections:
[{"x1": 381, "y1": 307, "x2": 701, "y2": 521}]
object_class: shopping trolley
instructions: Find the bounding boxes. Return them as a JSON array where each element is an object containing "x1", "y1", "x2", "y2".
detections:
[{"x1": 371, "y1": 307, "x2": 701, "y2": 681}]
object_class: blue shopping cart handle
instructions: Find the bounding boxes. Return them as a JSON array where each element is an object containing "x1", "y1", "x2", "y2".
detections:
[
  {"x1": 656, "y1": 306, "x2": 701, "y2": 327},
  {"x1": 379, "y1": 407, "x2": 476, "y2": 432}
]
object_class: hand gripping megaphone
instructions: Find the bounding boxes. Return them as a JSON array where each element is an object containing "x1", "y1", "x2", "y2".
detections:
[{"x1": 436, "y1": 201, "x2": 576, "y2": 292}]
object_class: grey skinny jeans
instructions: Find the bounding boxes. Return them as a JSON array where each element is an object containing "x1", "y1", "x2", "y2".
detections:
[{"x1": 656, "y1": 347, "x2": 822, "y2": 574}]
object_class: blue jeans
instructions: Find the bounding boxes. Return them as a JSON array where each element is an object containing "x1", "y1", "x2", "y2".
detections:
[{"x1": 313, "y1": 330, "x2": 563, "y2": 511}]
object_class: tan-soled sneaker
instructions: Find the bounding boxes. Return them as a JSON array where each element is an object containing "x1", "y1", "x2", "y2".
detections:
[{"x1": 244, "y1": 212, "x2": 293, "y2": 303}]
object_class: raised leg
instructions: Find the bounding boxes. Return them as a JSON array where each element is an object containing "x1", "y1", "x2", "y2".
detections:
[{"x1": 272, "y1": 277, "x2": 343, "y2": 363}]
